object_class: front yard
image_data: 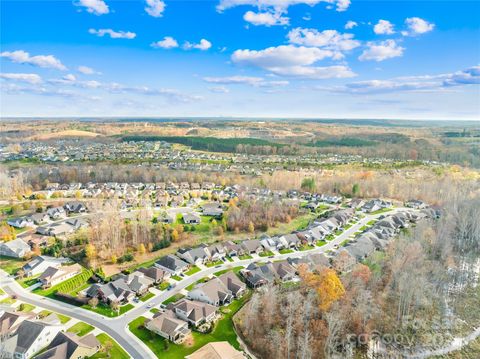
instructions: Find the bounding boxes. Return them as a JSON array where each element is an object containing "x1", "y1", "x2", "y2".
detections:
[
  {"x1": 67, "y1": 321, "x2": 94, "y2": 336},
  {"x1": 82, "y1": 303, "x2": 134, "y2": 317},
  {"x1": 279, "y1": 248, "x2": 294, "y2": 254},
  {"x1": 258, "y1": 251, "x2": 274, "y2": 257},
  {"x1": 162, "y1": 293, "x2": 185, "y2": 306},
  {"x1": 185, "y1": 266, "x2": 201, "y2": 276},
  {"x1": 129, "y1": 291, "x2": 251, "y2": 358},
  {"x1": 140, "y1": 291, "x2": 155, "y2": 302},
  {"x1": 90, "y1": 333, "x2": 130, "y2": 359}
]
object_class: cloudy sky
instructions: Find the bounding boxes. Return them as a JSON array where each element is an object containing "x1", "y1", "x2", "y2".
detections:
[{"x1": 1, "y1": 0, "x2": 479, "y2": 119}]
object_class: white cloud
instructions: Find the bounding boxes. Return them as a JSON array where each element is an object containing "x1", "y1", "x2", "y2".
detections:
[
  {"x1": 145, "y1": 0, "x2": 165, "y2": 17},
  {"x1": 151, "y1": 37, "x2": 179, "y2": 49},
  {"x1": 345, "y1": 20, "x2": 357, "y2": 29},
  {"x1": 359, "y1": 40, "x2": 404, "y2": 62},
  {"x1": 208, "y1": 86, "x2": 230, "y2": 93},
  {"x1": 243, "y1": 10, "x2": 289, "y2": 26},
  {"x1": 203, "y1": 75, "x2": 289, "y2": 87},
  {"x1": 217, "y1": 0, "x2": 350, "y2": 14},
  {"x1": 402, "y1": 17, "x2": 435, "y2": 36},
  {"x1": 63, "y1": 74, "x2": 77, "y2": 82},
  {"x1": 76, "y1": 0, "x2": 109, "y2": 15},
  {"x1": 183, "y1": 39, "x2": 212, "y2": 51},
  {"x1": 0, "y1": 50, "x2": 67, "y2": 70},
  {"x1": 334, "y1": 66, "x2": 480, "y2": 94},
  {"x1": 77, "y1": 66, "x2": 100, "y2": 75},
  {"x1": 88, "y1": 28, "x2": 136, "y2": 39},
  {"x1": 287, "y1": 28, "x2": 360, "y2": 57},
  {"x1": 0, "y1": 73, "x2": 42, "y2": 84},
  {"x1": 374, "y1": 19, "x2": 395, "y2": 35},
  {"x1": 232, "y1": 45, "x2": 355, "y2": 79}
]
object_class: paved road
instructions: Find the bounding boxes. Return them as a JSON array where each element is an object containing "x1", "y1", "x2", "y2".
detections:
[{"x1": 1, "y1": 208, "x2": 408, "y2": 359}]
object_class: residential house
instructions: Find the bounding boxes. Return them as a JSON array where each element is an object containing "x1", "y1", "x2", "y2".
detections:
[
  {"x1": 29, "y1": 213, "x2": 50, "y2": 225},
  {"x1": 177, "y1": 246, "x2": 210, "y2": 265},
  {"x1": 0, "y1": 311, "x2": 36, "y2": 336},
  {"x1": 182, "y1": 213, "x2": 201, "y2": 225},
  {"x1": 188, "y1": 277, "x2": 233, "y2": 306},
  {"x1": 279, "y1": 233, "x2": 301, "y2": 249},
  {"x1": 185, "y1": 341, "x2": 244, "y2": 359},
  {"x1": 223, "y1": 241, "x2": 242, "y2": 257},
  {"x1": 137, "y1": 266, "x2": 169, "y2": 283},
  {"x1": 33, "y1": 331, "x2": 100, "y2": 359},
  {"x1": 217, "y1": 271, "x2": 246, "y2": 298},
  {"x1": 38, "y1": 264, "x2": 82, "y2": 288},
  {"x1": 206, "y1": 244, "x2": 226, "y2": 261},
  {"x1": 22, "y1": 255, "x2": 70, "y2": 277},
  {"x1": 201, "y1": 203, "x2": 223, "y2": 217},
  {"x1": 241, "y1": 261, "x2": 297, "y2": 288},
  {"x1": 2, "y1": 315, "x2": 64, "y2": 359},
  {"x1": 63, "y1": 201, "x2": 87, "y2": 214},
  {"x1": 7, "y1": 217, "x2": 33, "y2": 229},
  {"x1": 0, "y1": 239, "x2": 31, "y2": 258},
  {"x1": 46, "y1": 207, "x2": 66, "y2": 220},
  {"x1": 144, "y1": 310, "x2": 190, "y2": 343},
  {"x1": 168, "y1": 299, "x2": 217, "y2": 326},
  {"x1": 240, "y1": 239, "x2": 263, "y2": 254},
  {"x1": 154, "y1": 255, "x2": 189, "y2": 276},
  {"x1": 36, "y1": 222, "x2": 75, "y2": 237}
]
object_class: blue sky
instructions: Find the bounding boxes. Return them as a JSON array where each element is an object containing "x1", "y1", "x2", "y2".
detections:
[{"x1": 1, "y1": 0, "x2": 479, "y2": 119}]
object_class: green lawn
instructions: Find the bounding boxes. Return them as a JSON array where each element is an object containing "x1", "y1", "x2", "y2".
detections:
[
  {"x1": 225, "y1": 256, "x2": 234, "y2": 262},
  {"x1": 316, "y1": 240, "x2": 327, "y2": 247},
  {"x1": 0, "y1": 297, "x2": 16, "y2": 305},
  {"x1": 258, "y1": 251, "x2": 274, "y2": 257},
  {"x1": 370, "y1": 208, "x2": 393, "y2": 215},
  {"x1": 0, "y1": 256, "x2": 27, "y2": 275},
  {"x1": 185, "y1": 266, "x2": 201, "y2": 276},
  {"x1": 90, "y1": 333, "x2": 130, "y2": 359},
  {"x1": 214, "y1": 266, "x2": 244, "y2": 277},
  {"x1": 298, "y1": 245, "x2": 315, "y2": 251},
  {"x1": 17, "y1": 303, "x2": 35, "y2": 312},
  {"x1": 205, "y1": 260, "x2": 224, "y2": 267},
  {"x1": 67, "y1": 321, "x2": 94, "y2": 336},
  {"x1": 279, "y1": 248, "x2": 294, "y2": 254},
  {"x1": 17, "y1": 275, "x2": 40, "y2": 288},
  {"x1": 185, "y1": 277, "x2": 210, "y2": 291},
  {"x1": 162, "y1": 293, "x2": 185, "y2": 306},
  {"x1": 82, "y1": 303, "x2": 134, "y2": 318},
  {"x1": 238, "y1": 254, "x2": 252, "y2": 260},
  {"x1": 38, "y1": 310, "x2": 71, "y2": 324},
  {"x1": 150, "y1": 308, "x2": 160, "y2": 314},
  {"x1": 171, "y1": 275, "x2": 182, "y2": 281},
  {"x1": 33, "y1": 268, "x2": 92, "y2": 297},
  {"x1": 158, "y1": 281, "x2": 170, "y2": 291},
  {"x1": 140, "y1": 291, "x2": 155, "y2": 302},
  {"x1": 129, "y1": 291, "x2": 251, "y2": 358},
  {"x1": 265, "y1": 213, "x2": 316, "y2": 236}
]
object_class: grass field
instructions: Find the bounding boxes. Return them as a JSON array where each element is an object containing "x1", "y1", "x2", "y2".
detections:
[
  {"x1": 259, "y1": 251, "x2": 274, "y2": 257},
  {"x1": 17, "y1": 275, "x2": 40, "y2": 288},
  {"x1": 214, "y1": 266, "x2": 244, "y2": 277},
  {"x1": 82, "y1": 303, "x2": 134, "y2": 318},
  {"x1": 238, "y1": 254, "x2": 252, "y2": 260},
  {"x1": 33, "y1": 268, "x2": 92, "y2": 297},
  {"x1": 265, "y1": 213, "x2": 316, "y2": 237},
  {"x1": 162, "y1": 293, "x2": 185, "y2": 306},
  {"x1": 67, "y1": 321, "x2": 95, "y2": 336},
  {"x1": 17, "y1": 303, "x2": 35, "y2": 312},
  {"x1": 185, "y1": 266, "x2": 201, "y2": 276},
  {"x1": 0, "y1": 256, "x2": 27, "y2": 275},
  {"x1": 38, "y1": 310, "x2": 71, "y2": 324},
  {"x1": 279, "y1": 248, "x2": 294, "y2": 254},
  {"x1": 140, "y1": 291, "x2": 155, "y2": 302},
  {"x1": 90, "y1": 333, "x2": 130, "y2": 359},
  {"x1": 205, "y1": 260, "x2": 224, "y2": 267},
  {"x1": 129, "y1": 291, "x2": 251, "y2": 358}
]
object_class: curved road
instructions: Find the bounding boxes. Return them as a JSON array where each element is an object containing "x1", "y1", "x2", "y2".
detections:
[{"x1": 0, "y1": 208, "x2": 408, "y2": 359}]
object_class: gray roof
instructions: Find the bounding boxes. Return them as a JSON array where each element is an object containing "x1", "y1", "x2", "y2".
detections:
[{"x1": 156, "y1": 255, "x2": 189, "y2": 272}]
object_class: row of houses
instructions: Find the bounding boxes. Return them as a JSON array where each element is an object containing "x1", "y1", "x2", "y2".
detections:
[
  {"x1": 0, "y1": 310, "x2": 100, "y2": 359},
  {"x1": 333, "y1": 209, "x2": 435, "y2": 271},
  {"x1": 7, "y1": 202, "x2": 88, "y2": 229}
]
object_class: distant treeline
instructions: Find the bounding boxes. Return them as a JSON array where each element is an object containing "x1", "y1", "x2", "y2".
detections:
[
  {"x1": 121, "y1": 135, "x2": 283, "y2": 152},
  {"x1": 309, "y1": 137, "x2": 377, "y2": 147}
]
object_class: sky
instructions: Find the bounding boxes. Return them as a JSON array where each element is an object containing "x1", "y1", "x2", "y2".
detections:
[{"x1": 0, "y1": 0, "x2": 479, "y2": 120}]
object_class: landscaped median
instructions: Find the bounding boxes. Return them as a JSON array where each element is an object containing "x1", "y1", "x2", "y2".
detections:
[{"x1": 128, "y1": 292, "x2": 251, "y2": 358}]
